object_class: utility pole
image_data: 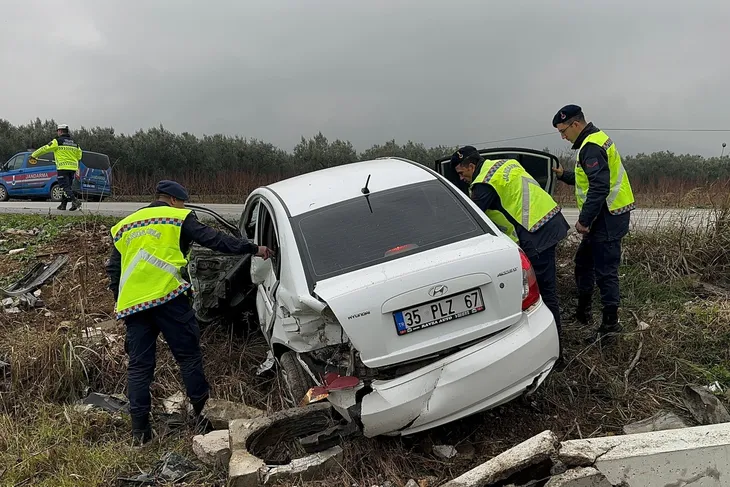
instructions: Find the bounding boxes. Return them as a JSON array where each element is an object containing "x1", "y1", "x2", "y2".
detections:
[{"x1": 723, "y1": 142, "x2": 727, "y2": 158}]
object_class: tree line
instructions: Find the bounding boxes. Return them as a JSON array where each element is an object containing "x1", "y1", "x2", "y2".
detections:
[{"x1": 1, "y1": 118, "x2": 728, "y2": 198}]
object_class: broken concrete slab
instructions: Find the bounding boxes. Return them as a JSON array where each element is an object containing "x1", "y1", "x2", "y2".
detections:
[
  {"x1": 563, "y1": 422, "x2": 730, "y2": 486},
  {"x1": 558, "y1": 441, "x2": 609, "y2": 468},
  {"x1": 442, "y1": 430, "x2": 560, "y2": 487},
  {"x1": 202, "y1": 399, "x2": 265, "y2": 429},
  {"x1": 545, "y1": 467, "x2": 612, "y2": 487},
  {"x1": 682, "y1": 384, "x2": 730, "y2": 425},
  {"x1": 192, "y1": 429, "x2": 231, "y2": 467},
  {"x1": 622, "y1": 410, "x2": 689, "y2": 435},
  {"x1": 228, "y1": 450, "x2": 266, "y2": 487},
  {"x1": 261, "y1": 446, "x2": 343, "y2": 484},
  {"x1": 228, "y1": 403, "x2": 343, "y2": 486}
]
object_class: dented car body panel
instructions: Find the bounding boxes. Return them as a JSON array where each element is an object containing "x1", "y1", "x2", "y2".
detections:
[{"x1": 189, "y1": 154, "x2": 561, "y2": 437}]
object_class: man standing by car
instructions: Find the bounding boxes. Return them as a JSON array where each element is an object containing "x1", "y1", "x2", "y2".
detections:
[
  {"x1": 450, "y1": 146, "x2": 570, "y2": 363},
  {"x1": 105, "y1": 180, "x2": 274, "y2": 445},
  {"x1": 30, "y1": 124, "x2": 83, "y2": 211},
  {"x1": 551, "y1": 104, "x2": 636, "y2": 345}
]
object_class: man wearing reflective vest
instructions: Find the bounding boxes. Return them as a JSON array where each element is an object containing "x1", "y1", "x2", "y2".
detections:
[
  {"x1": 30, "y1": 123, "x2": 83, "y2": 211},
  {"x1": 551, "y1": 104, "x2": 636, "y2": 345},
  {"x1": 105, "y1": 180, "x2": 274, "y2": 445},
  {"x1": 450, "y1": 146, "x2": 570, "y2": 363}
]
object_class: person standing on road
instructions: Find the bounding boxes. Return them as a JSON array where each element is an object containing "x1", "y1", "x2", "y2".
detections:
[
  {"x1": 30, "y1": 124, "x2": 83, "y2": 211},
  {"x1": 450, "y1": 146, "x2": 570, "y2": 365},
  {"x1": 551, "y1": 104, "x2": 636, "y2": 345},
  {"x1": 105, "y1": 180, "x2": 274, "y2": 445}
]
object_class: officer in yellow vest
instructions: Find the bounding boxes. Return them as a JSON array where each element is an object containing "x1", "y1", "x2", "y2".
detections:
[
  {"x1": 450, "y1": 146, "x2": 570, "y2": 363},
  {"x1": 30, "y1": 124, "x2": 83, "y2": 211},
  {"x1": 551, "y1": 104, "x2": 636, "y2": 345},
  {"x1": 105, "y1": 180, "x2": 273, "y2": 445}
]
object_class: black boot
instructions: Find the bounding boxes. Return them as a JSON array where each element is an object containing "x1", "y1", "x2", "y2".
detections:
[
  {"x1": 190, "y1": 395, "x2": 213, "y2": 434},
  {"x1": 586, "y1": 306, "x2": 622, "y2": 345},
  {"x1": 131, "y1": 414, "x2": 153, "y2": 446},
  {"x1": 69, "y1": 197, "x2": 82, "y2": 211},
  {"x1": 574, "y1": 293, "x2": 593, "y2": 325},
  {"x1": 57, "y1": 196, "x2": 68, "y2": 211}
]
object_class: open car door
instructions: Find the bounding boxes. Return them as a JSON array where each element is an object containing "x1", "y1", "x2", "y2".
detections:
[{"x1": 434, "y1": 147, "x2": 559, "y2": 196}]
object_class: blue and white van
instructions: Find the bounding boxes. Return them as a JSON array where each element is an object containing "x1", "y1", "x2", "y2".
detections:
[{"x1": 0, "y1": 150, "x2": 113, "y2": 202}]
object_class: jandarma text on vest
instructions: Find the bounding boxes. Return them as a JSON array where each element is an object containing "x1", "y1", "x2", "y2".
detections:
[{"x1": 125, "y1": 228, "x2": 162, "y2": 247}]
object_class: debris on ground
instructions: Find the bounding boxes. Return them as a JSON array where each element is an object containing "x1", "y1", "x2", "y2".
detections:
[
  {"x1": 0, "y1": 255, "x2": 68, "y2": 308},
  {"x1": 623, "y1": 410, "x2": 689, "y2": 435},
  {"x1": 442, "y1": 431, "x2": 559, "y2": 487},
  {"x1": 192, "y1": 429, "x2": 231, "y2": 467},
  {"x1": 545, "y1": 467, "x2": 612, "y2": 487},
  {"x1": 74, "y1": 392, "x2": 129, "y2": 414},
  {"x1": 202, "y1": 399, "x2": 266, "y2": 429},
  {"x1": 8, "y1": 248, "x2": 25, "y2": 255},
  {"x1": 433, "y1": 445, "x2": 458, "y2": 460},
  {"x1": 682, "y1": 384, "x2": 730, "y2": 425},
  {"x1": 163, "y1": 391, "x2": 188, "y2": 415},
  {"x1": 118, "y1": 452, "x2": 200, "y2": 485}
]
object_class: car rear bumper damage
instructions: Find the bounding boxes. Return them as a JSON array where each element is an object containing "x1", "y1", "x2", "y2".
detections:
[{"x1": 320, "y1": 301, "x2": 559, "y2": 437}]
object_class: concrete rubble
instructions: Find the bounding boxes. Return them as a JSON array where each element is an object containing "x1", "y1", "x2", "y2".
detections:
[
  {"x1": 545, "y1": 467, "x2": 612, "y2": 487},
  {"x1": 192, "y1": 429, "x2": 231, "y2": 467},
  {"x1": 682, "y1": 384, "x2": 730, "y2": 425},
  {"x1": 228, "y1": 403, "x2": 344, "y2": 486},
  {"x1": 202, "y1": 399, "x2": 266, "y2": 429}
]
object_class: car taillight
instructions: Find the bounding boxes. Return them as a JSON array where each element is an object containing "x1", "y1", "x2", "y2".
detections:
[{"x1": 519, "y1": 249, "x2": 540, "y2": 310}]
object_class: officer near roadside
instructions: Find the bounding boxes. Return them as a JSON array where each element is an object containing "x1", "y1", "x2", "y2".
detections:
[
  {"x1": 105, "y1": 180, "x2": 274, "y2": 445},
  {"x1": 450, "y1": 146, "x2": 570, "y2": 363},
  {"x1": 30, "y1": 124, "x2": 83, "y2": 211},
  {"x1": 551, "y1": 104, "x2": 636, "y2": 344}
]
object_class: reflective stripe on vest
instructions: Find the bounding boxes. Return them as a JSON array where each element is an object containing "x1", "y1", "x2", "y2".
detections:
[
  {"x1": 576, "y1": 131, "x2": 636, "y2": 215},
  {"x1": 471, "y1": 159, "x2": 561, "y2": 239},
  {"x1": 111, "y1": 206, "x2": 192, "y2": 319}
]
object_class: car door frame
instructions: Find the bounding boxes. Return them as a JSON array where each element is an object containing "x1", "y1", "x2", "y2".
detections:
[
  {"x1": 433, "y1": 147, "x2": 559, "y2": 196},
  {"x1": 1, "y1": 154, "x2": 29, "y2": 196},
  {"x1": 243, "y1": 194, "x2": 283, "y2": 337}
]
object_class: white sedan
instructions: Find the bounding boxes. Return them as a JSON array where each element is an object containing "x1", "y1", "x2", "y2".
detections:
[{"x1": 189, "y1": 150, "x2": 561, "y2": 438}]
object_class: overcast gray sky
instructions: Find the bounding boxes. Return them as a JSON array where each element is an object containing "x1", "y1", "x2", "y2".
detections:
[{"x1": 2, "y1": 0, "x2": 729, "y2": 157}]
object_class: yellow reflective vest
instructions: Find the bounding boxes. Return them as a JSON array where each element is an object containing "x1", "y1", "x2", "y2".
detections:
[
  {"x1": 575, "y1": 130, "x2": 635, "y2": 215},
  {"x1": 111, "y1": 206, "x2": 193, "y2": 319},
  {"x1": 470, "y1": 159, "x2": 561, "y2": 243},
  {"x1": 31, "y1": 136, "x2": 83, "y2": 171}
]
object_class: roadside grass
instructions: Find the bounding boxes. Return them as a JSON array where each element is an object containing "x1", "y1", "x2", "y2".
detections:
[{"x1": 1, "y1": 207, "x2": 730, "y2": 486}]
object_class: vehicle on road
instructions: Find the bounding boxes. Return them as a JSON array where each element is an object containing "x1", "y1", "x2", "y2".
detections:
[
  {"x1": 0, "y1": 150, "x2": 113, "y2": 202},
  {"x1": 188, "y1": 148, "x2": 562, "y2": 437}
]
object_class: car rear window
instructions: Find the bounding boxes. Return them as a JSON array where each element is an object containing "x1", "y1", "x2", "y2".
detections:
[
  {"x1": 81, "y1": 152, "x2": 111, "y2": 170},
  {"x1": 295, "y1": 180, "x2": 489, "y2": 281}
]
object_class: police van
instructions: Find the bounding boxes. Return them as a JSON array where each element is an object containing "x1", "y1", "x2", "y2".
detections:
[{"x1": 0, "y1": 150, "x2": 113, "y2": 202}]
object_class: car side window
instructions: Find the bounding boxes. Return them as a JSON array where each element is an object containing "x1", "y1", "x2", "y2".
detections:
[
  {"x1": 257, "y1": 204, "x2": 281, "y2": 279},
  {"x1": 242, "y1": 200, "x2": 260, "y2": 239},
  {"x1": 33, "y1": 153, "x2": 55, "y2": 166},
  {"x1": 5, "y1": 155, "x2": 24, "y2": 171}
]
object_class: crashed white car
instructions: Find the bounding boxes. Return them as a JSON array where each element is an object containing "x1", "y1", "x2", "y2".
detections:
[{"x1": 189, "y1": 148, "x2": 561, "y2": 438}]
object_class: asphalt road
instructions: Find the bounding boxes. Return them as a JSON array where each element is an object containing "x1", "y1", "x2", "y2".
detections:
[{"x1": 0, "y1": 201, "x2": 715, "y2": 230}]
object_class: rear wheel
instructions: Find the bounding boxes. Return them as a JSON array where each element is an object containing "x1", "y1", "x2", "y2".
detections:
[
  {"x1": 279, "y1": 351, "x2": 315, "y2": 406},
  {"x1": 50, "y1": 184, "x2": 64, "y2": 202},
  {"x1": 0, "y1": 185, "x2": 8, "y2": 202}
]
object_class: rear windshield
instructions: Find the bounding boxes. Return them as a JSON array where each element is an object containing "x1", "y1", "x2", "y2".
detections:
[
  {"x1": 295, "y1": 180, "x2": 488, "y2": 281},
  {"x1": 81, "y1": 152, "x2": 111, "y2": 170}
]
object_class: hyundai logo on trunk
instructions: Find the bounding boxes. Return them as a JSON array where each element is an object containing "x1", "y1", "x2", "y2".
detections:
[{"x1": 428, "y1": 285, "x2": 448, "y2": 297}]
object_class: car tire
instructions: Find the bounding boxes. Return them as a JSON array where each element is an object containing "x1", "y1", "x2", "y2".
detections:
[
  {"x1": 0, "y1": 185, "x2": 8, "y2": 202},
  {"x1": 279, "y1": 351, "x2": 315, "y2": 405},
  {"x1": 49, "y1": 184, "x2": 64, "y2": 202}
]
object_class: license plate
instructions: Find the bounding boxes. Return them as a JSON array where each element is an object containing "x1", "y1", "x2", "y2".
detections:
[{"x1": 393, "y1": 288, "x2": 485, "y2": 335}]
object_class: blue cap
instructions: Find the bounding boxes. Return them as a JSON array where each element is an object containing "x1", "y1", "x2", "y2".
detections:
[
  {"x1": 156, "y1": 180, "x2": 189, "y2": 201},
  {"x1": 552, "y1": 104, "x2": 582, "y2": 127}
]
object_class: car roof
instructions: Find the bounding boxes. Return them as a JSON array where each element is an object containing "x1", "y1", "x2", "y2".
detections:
[{"x1": 265, "y1": 158, "x2": 438, "y2": 217}]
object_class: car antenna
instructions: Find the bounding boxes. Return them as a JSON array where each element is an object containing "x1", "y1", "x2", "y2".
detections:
[{"x1": 361, "y1": 174, "x2": 373, "y2": 213}]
